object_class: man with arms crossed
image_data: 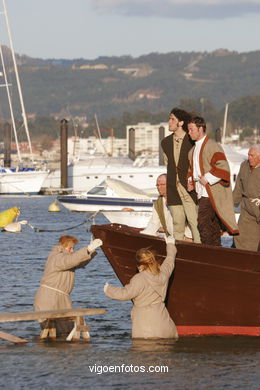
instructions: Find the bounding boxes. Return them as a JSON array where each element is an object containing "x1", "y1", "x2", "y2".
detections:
[{"x1": 187, "y1": 115, "x2": 238, "y2": 246}]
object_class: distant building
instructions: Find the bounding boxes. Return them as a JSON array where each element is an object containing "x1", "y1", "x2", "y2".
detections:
[
  {"x1": 67, "y1": 136, "x2": 127, "y2": 159},
  {"x1": 126, "y1": 122, "x2": 170, "y2": 157}
]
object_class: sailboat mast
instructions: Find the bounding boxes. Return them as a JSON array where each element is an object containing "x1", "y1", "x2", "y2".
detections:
[
  {"x1": 0, "y1": 43, "x2": 22, "y2": 162},
  {"x1": 2, "y1": 0, "x2": 33, "y2": 161},
  {"x1": 94, "y1": 113, "x2": 109, "y2": 156},
  {"x1": 222, "y1": 102, "x2": 229, "y2": 144}
]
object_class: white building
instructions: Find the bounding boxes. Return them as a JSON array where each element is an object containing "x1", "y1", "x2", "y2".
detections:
[
  {"x1": 67, "y1": 136, "x2": 127, "y2": 159},
  {"x1": 66, "y1": 122, "x2": 170, "y2": 160},
  {"x1": 126, "y1": 122, "x2": 170, "y2": 157}
]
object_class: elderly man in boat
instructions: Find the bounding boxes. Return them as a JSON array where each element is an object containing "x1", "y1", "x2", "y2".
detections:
[
  {"x1": 233, "y1": 145, "x2": 260, "y2": 251},
  {"x1": 34, "y1": 235, "x2": 102, "y2": 337},
  {"x1": 140, "y1": 173, "x2": 192, "y2": 241}
]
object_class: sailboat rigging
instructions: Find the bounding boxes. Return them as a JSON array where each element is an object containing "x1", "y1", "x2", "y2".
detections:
[{"x1": 0, "y1": 0, "x2": 49, "y2": 194}]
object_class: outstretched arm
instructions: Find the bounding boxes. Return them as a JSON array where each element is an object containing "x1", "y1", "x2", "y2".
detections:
[
  {"x1": 159, "y1": 238, "x2": 177, "y2": 280},
  {"x1": 104, "y1": 274, "x2": 143, "y2": 301},
  {"x1": 54, "y1": 239, "x2": 103, "y2": 271}
]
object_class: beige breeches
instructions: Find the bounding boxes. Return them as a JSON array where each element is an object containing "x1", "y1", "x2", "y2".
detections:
[{"x1": 169, "y1": 184, "x2": 201, "y2": 243}]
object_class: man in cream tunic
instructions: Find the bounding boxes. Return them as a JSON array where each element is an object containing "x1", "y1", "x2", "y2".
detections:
[
  {"x1": 188, "y1": 115, "x2": 238, "y2": 246},
  {"x1": 141, "y1": 173, "x2": 192, "y2": 240}
]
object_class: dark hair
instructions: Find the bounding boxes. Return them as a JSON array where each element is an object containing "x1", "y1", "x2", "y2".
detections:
[
  {"x1": 170, "y1": 107, "x2": 191, "y2": 132},
  {"x1": 189, "y1": 115, "x2": 207, "y2": 132}
]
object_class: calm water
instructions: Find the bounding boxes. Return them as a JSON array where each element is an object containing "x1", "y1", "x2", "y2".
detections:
[{"x1": 0, "y1": 196, "x2": 259, "y2": 390}]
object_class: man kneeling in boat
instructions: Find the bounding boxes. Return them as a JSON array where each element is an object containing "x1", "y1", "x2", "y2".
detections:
[
  {"x1": 104, "y1": 236, "x2": 178, "y2": 339},
  {"x1": 141, "y1": 174, "x2": 192, "y2": 241},
  {"x1": 34, "y1": 235, "x2": 102, "y2": 337}
]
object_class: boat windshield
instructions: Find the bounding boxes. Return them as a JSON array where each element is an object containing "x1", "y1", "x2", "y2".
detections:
[{"x1": 87, "y1": 181, "x2": 107, "y2": 195}]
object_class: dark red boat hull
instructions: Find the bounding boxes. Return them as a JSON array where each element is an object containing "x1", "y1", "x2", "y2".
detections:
[{"x1": 92, "y1": 223, "x2": 260, "y2": 336}]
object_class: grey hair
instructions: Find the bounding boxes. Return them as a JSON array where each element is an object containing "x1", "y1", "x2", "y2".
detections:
[
  {"x1": 157, "y1": 173, "x2": 167, "y2": 180},
  {"x1": 249, "y1": 145, "x2": 260, "y2": 154}
]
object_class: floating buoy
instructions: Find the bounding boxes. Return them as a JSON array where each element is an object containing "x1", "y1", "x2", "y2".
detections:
[
  {"x1": 48, "y1": 200, "x2": 60, "y2": 212},
  {"x1": 0, "y1": 207, "x2": 20, "y2": 228},
  {"x1": 4, "y1": 220, "x2": 28, "y2": 233}
]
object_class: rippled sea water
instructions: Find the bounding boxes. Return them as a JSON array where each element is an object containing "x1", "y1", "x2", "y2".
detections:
[{"x1": 0, "y1": 196, "x2": 259, "y2": 390}]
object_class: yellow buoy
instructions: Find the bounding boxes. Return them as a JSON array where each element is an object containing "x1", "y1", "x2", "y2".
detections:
[
  {"x1": 0, "y1": 207, "x2": 20, "y2": 228},
  {"x1": 48, "y1": 200, "x2": 60, "y2": 212}
]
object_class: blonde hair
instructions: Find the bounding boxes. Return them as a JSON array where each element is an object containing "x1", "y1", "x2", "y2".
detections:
[
  {"x1": 136, "y1": 248, "x2": 160, "y2": 275},
  {"x1": 58, "y1": 235, "x2": 78, "y2": 248}
]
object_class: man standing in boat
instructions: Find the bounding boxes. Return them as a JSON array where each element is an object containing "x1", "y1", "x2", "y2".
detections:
[
  {"x1": 233, "y1": 145, "x2": 260, "y2": 251},
  {"x1": 161, "y1": 108, "x2": 201, "y2": 243},
  {"x1": 141, "y1": 173, "x2": 192, "y2": 240},
  {"x1": 187, "y1": 115, "x2": 239, "y2": 246}
]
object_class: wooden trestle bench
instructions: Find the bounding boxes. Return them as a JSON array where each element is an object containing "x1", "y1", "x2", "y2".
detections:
[{"x1": 0, "y1": 308, "x2": 106, "y2": 344}]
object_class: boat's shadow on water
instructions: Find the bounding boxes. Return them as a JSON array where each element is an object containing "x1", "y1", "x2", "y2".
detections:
[{"x1": 26, "y1": 333, "x2": 260, "y2": 354}]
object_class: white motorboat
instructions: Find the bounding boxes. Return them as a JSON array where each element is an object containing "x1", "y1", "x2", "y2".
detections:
[
  {"x1": 44, "y1": 143, "x2": 245, "y2": 194},
  {"x1": 101, "y1": 210, "x2": 152, "y2": 228},
  {"x1": 43, "y1": 154, "x2": 166, "y2": 193},
  {"x1": 57, "y1": 178, "x2": 156, "y2": 212}
]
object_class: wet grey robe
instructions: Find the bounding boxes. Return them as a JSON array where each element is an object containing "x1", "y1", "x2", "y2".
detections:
[
  {"x1": 34, "y1": 244, "x2": 93, "y2": 312},
  {"x1": 105, "y1": 244, "x2": 178, "y2": 339}
]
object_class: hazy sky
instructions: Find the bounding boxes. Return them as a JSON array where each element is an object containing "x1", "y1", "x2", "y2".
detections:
[{"x1": 2, "y1": 0, "x2": 260, "y2": 59}]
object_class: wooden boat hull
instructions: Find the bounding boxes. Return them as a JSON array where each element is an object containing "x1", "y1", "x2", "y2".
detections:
[{"x1": 92, "y1": 223, "x2": 260, "y2": 336}]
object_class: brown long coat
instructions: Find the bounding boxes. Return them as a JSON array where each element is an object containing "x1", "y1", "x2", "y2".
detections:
[
  {"x1": 161, "y1": 133, "x2": 197, "y2": 205},
  {"x1": 34, "y1": 245, "x2": 93, "y2": 312},
  {"x1": 105, "y1": 244, "x2": 178, "y2": 339},
  {"x1": 188, "y1": 137, "x2": 239, "y2": 234}
]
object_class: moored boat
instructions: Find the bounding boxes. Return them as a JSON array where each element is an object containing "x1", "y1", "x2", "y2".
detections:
[
  {"x1": 101, "y1": 210, "x2": 152, "y2": 228},
  {"x1": 91, "y1": 223, "x2": 260, "y2": 337},
  {"x1": 0, "y1": 167, "x2": 49, "y2": 195},
  {"x1": 57, "y1": 178, "x2": 156, "y2": 212}
]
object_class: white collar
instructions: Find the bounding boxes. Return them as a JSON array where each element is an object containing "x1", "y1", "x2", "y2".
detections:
[{"x1": 195, "y1": 134, "x2": 207, "y2": 147}]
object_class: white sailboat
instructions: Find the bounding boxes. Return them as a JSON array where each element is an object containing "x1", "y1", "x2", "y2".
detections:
[{"x1": 0, "y1": 0, "x2": 48, "y2": 195}]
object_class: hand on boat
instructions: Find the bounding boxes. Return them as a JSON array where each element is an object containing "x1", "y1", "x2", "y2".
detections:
[
  {"x1": 87, "y1": 238, "x2": 103, "y2": 252},
  {"x1": 165, "y1": 235, "x2": 175, "y2": 245}
]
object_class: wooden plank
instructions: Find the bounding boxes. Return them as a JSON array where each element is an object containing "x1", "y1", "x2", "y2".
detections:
[
  {"x1": 48, "y1": 320, "x2": 56, "y2": 339},
  {"x1": 0, "y1": 330, "x2": 28, "y2": 344},
  {"x1": 0, "y1": 308, "x2": 106, "y2": 323},
  {"x1": 40, "y1": 328, "x2": 50, "y2": 339}
]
